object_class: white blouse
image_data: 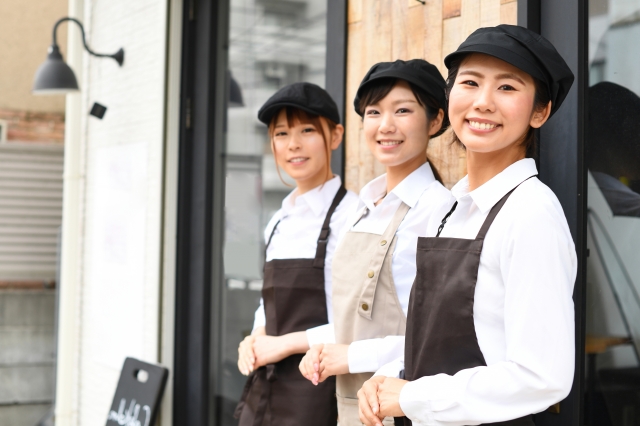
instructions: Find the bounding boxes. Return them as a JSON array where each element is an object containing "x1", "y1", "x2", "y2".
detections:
[
  {"x1": 376, "y1": 159, "x2": 577, "y2": 425},
  {"x1": 309, "y1": 163, "x2": 452, "y2": 372},
  {"x1": 251, "y1": 176, "x2": 359, "y2": 345}
]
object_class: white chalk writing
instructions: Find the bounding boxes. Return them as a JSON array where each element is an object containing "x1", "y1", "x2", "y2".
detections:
[{"x1": 107, "y1": 398, "x2": 151, "y2": 426}]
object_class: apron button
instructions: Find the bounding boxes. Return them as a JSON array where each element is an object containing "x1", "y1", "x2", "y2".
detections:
[
  {"x1": 362, "y1": 303, "x2": 369, "y2": 311},
  {"x1": 380, "y1": 240, "x2": 387, "y2": 246},
  {"x1": 367, "y1": 270, "x2": 374, "y2": 278}
]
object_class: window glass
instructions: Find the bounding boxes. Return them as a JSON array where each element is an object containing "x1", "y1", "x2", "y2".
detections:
[
  {"x1": 586, "y1": 1, "x2": 640, "y2": 424},
  {"x1": 217, "y1": 0, "x2": 328, "y2": 423}
]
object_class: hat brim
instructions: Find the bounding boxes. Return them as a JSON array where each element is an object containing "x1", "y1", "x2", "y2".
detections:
[
  {"x1": 354, "y1": 70, "x2": 446, "y2": 117},
  {"x1": 258, "y1": 102, "x2": 340, "y2": 126},
  {"x1": 444, "y1": 44, "x2": 549, "y2": 86}
]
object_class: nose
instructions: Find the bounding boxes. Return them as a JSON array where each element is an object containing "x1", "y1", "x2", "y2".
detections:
[
  {"x1": 473, "y1": 84, "x2": 495, "y2": 112},
  {"x1": 287, "y1": 132, "x2": 302, "y2": 150},
  {"x1": 378, "y1": 112, "x2": 396, "y2": 133}
]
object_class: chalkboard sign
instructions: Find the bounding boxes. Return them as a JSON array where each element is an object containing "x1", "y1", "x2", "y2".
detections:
[{"x1": 106, "y1": 357, "x2": 169, "y2": 426}]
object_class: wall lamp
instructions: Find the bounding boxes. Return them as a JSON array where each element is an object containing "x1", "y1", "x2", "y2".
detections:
[{"x1": 32, "y1": 17, "x2": 124, "y2": 95}]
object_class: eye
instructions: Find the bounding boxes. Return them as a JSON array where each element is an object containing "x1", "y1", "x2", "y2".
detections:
[
  {"x1": 302, "y1": 127, "x2": 316, "y2": 133},
  {"x1": 460, "y1": 80, "x2": 478, "y2": 87},
  {"x1": 365, "y1": 109, "x2": 380, "y2": 116},
  {"x1": 274, "y1": 131, "x2": 287, "y2": 137},
  {"x1": 396, "y1": 108, "x2": 411, "y2": 114},
  {"x1": 499, "y1": 84, "x2": 516, "y2": 91}
]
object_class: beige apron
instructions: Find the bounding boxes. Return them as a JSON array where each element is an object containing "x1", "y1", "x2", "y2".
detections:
[{"x1": 332, "y1": 202, "x2": 410, "y2": 426}]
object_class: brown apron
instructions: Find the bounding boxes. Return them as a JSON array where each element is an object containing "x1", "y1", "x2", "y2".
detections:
[
  {"x1": 333, "y1": 202, "x2": 410, "y2": 426},
  {"x1": 401, "y1": 181, "x2": 534, "y2": 426},
  {"x1": 235, "y1": 186, "x2": 346, "y2": 426}
]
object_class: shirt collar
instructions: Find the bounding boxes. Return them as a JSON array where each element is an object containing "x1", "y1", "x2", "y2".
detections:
[
  {"x1": 357, "y1": 162, "x2": 437, "y2": 210},
  {"x1": 451, "y1": 158, "x2": 538, "y2": 213},
  {"x1": 281, "y1": 175, "x2": 343, "y2": 217}
]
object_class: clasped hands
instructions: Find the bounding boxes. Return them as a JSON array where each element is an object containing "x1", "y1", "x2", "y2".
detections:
[
  {"x1": 298, "y1": 343, "x2": 350, "y2": 385},
  {"x1": 237, "y1": 327, "x2": 308, "y2": 375},
  {"x1": 357, "y1": 376, "x2": 408, "y2": 426}
]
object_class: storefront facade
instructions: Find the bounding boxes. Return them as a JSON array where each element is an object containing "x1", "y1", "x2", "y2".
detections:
[{"x1": 55, "y1": 0, "x2": 639, "y2": 425}]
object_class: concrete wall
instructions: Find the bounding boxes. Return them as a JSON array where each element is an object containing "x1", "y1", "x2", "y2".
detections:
[
  {"x1": 0, "y1": 0, "x2": 68, "y2": 114},
  {"x1": 344, "y1": 0, "x2": 517, "y2": 191},
  {"x1": 55, "y1": 0, "x2": 170, "y2": 424}
]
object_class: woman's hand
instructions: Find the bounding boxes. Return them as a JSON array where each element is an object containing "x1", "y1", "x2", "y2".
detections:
[
  {"x1": 317, "y1": 343, "x2": 350, "y2": 382},
  {"x1": 253, "y1": 331, "x2": 309, "y2": 368},
  {"x1": 237, "y1": 326, "x2": 266, "y2": 375},
  {"x1": 299, "y1": 344, "x2": 324, "y2": 383},
  {"x1": 358, "y1": 376, "x2": 385, "y2": 426},
  {"x1": 376, "y1": 377, "x2": 407, "y2": 418}
]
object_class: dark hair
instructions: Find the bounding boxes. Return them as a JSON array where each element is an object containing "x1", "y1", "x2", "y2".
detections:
[
  {"x1": 356, "y1": 77, "x2": 449, "y2": 183},
  {"x1": 268, "y1": 106, "x2": 337, "y2": 186},
  {"x1": 445, "y1": 55, "x2": 551, "y2": 158}
]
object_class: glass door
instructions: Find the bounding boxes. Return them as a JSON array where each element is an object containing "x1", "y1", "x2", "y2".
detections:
[
  {"x1": 216, "y1": 1, "x2": 330, "y2": 423},
  {"x1": 585, "y1": 0, "x2": 640, "y2": 424}
]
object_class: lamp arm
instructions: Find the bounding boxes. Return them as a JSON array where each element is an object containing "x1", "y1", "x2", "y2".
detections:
[{"x1": 52, "y1": 17, "x2": 124, "y2": 66}]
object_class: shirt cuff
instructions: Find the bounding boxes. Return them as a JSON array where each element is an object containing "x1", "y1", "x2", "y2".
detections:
[
  {"x1": 348, "y1": 339, "x2": 382, "y2": 373},
  {"x1": 373, "y1": 358, "x2": 404, "y2": 378},
  {"x1": 399, "y1": 369, "x2": 478, "y2": 425},
  {"x1": 306, "y1": 323, "x2": 335, "y2": 347}
]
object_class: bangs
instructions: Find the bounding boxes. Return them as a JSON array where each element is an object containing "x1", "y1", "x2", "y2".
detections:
[{"x1": 268, "y1": 107, "x2": 322, "y2": 136}]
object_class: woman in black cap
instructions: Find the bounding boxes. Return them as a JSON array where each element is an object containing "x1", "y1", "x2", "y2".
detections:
[
  {"x1": 358, "y1": 25, "x2": 578, "y2": 426},
  {"x1": 298, "y1": 59, "x2": 452, "y2": 426},
  {"x1": 234, "y1": 82, "x2": 358, "y2": 426}
]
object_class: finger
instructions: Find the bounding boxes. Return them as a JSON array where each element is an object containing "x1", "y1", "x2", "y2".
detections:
[{"x1": 358, "y1": 388, "x2": 382, "y2": 426}]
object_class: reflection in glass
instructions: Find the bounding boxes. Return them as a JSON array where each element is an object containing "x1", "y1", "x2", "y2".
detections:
[
  {"x1": 217, "y1": 0, "x2": 328, "y2": 423},
  {"x1": 587, "y1": 1, "x2": 640, "y2": 424}
]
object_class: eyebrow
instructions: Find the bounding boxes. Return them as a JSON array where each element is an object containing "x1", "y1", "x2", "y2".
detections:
[
  {"x1": 458, "y1": 70, "x2": 526, "y2": 85},
  {"x1": 367, "y1": 99, "x2": 418, "y2": 107}
]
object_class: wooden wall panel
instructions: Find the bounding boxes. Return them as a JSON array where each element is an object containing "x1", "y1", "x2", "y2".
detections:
[{"x1": 345, "y1": 0, "x2": 517, "y2": 191}]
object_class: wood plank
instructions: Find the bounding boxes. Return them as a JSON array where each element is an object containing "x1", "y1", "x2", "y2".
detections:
[
  {"x1": 348, "y1": 0, "x2": 364, "y2": 24},
  {"x1": 500, "y1": 0, "x2": 516, "y2": 4},
  {"x1": 461, "y1": 0, "x2": 481, "y2": 39},
  {"x1": 407, "y1": 0, "x2": 426, "y2": 59},
  {"x1": 480, "y1": 0, "x2": 501, "y2": 27},
  {"x1": 423, "y1": 0, "x2": 444, "y2": 76},
  {"x1": 442, "y1": 15, "x2": 463, "y2": 61},
  {"x1": 443, "y1": 0, "x2": 462, "y2": 19},
  {"x1": 500, "y1": 1, "x2": 517, "y2": 24},
  {"x1": 344, "y1": 21, "x2": 364, "y2": 191},
  {"x1": 392, "y1": 0, "x2": 409, "y2": 60}
]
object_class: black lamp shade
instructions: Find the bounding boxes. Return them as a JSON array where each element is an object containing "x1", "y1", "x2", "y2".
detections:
[{"x1": 32, "y1": 46, "x2": 79, "y2": 95}]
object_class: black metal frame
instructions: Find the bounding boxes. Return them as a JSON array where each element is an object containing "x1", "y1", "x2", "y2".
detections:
[
  {"x1": 172, "y1": 0, "x2": 348, "y2": 424},
  {"x1": 520, "y1": 1, "x2": 588, "y2": 425}
]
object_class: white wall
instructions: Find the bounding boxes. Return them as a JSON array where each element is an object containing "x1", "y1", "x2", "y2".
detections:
[{"x1": 56, "y1": 0, "x2": 170, "y2": 424}]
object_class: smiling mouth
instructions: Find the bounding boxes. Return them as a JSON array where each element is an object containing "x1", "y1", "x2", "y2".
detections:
[
  {"x1": 467, "y1": 120, "x2": 499, "y2": 130},
  {"x1": 288, "y1": 157, "x2": 309, "y2": 163},
  {"x1": 378, "y1": 140, "x2": 403, "y2": 146}
]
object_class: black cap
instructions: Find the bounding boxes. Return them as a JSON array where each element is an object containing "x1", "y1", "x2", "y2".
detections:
[
  {"x1": 444, "y1": 24, "x2": 574, "y2": 117},
  {"x1": 258, "y1": 82, "x2": 340, "y2": 125},
  {"x1": 353, "y1": 59, "x2": 447, "y2": 117}
]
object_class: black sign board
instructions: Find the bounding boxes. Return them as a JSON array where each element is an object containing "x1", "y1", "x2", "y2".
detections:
[{"x1": 106, "y1": 357, "x2": 169, "y2": 426}]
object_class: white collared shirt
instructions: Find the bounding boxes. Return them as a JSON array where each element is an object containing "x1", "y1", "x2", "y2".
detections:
[
  {"x1": 310, "y1": 163, "x2": 452, "y2": 372},
  {"x1": 252, "y1": 176, "x2": 359, "y2": 344},
  {"x1": 376, "y1": 159, "x2": 577, "y2": 425}
]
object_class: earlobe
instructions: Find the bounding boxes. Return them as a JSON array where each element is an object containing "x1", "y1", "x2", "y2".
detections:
[
  {"x1": 428, "y1": 109, "x2": 445, "y2": 136},
  {"x1": 331, "y1": 124, "x2": 345, "y2": 150},
  {"x1": 531, "y1": 101, "x2": 552, "y2": 129}
]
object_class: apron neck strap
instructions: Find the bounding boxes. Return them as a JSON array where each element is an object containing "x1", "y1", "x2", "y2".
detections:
[
  {"x1": 313, "y1": 186, "x2": 348, "y2": 269},
  {"x1": 475, "y1": 176, "x2": 536, "y2": 241}
]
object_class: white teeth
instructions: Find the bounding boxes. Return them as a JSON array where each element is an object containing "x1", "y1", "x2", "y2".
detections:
[
  {"x1": 469, "y1": 121, "x2": 497, "y2": 130},
  {"x1": 289, "y1": 157, "x2": 307, "y2": 163},
  {"x1": 379, "y1": 141, "x2": 402, "y2": 146}
]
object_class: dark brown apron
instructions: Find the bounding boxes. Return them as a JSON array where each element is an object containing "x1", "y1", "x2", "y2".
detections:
[
  {"x1": 401, "y1": 181, "x2": 535, "y2": 426},
  {"x1": 234, "y1": 186, "x2": 346, "y2": 426}
]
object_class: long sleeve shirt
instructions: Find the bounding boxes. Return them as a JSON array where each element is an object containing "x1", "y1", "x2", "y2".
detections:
[
  {"x1": 251, "y1": 176, "x2": 359, "y2": 346},
  {"x1": 376, "y1": 159, "x2": 577, "y2": 425}
]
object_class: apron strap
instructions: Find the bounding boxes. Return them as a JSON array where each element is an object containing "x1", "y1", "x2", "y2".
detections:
[
  {"x1": 313, "y1": 186, "x2": 348, "y2": 269},
  {"x1": 475, "y1": 176, "x2": 536, "y2": 241},
  {"x1": 357, "y1": 202, "x2": 411, "y2": 320}
]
